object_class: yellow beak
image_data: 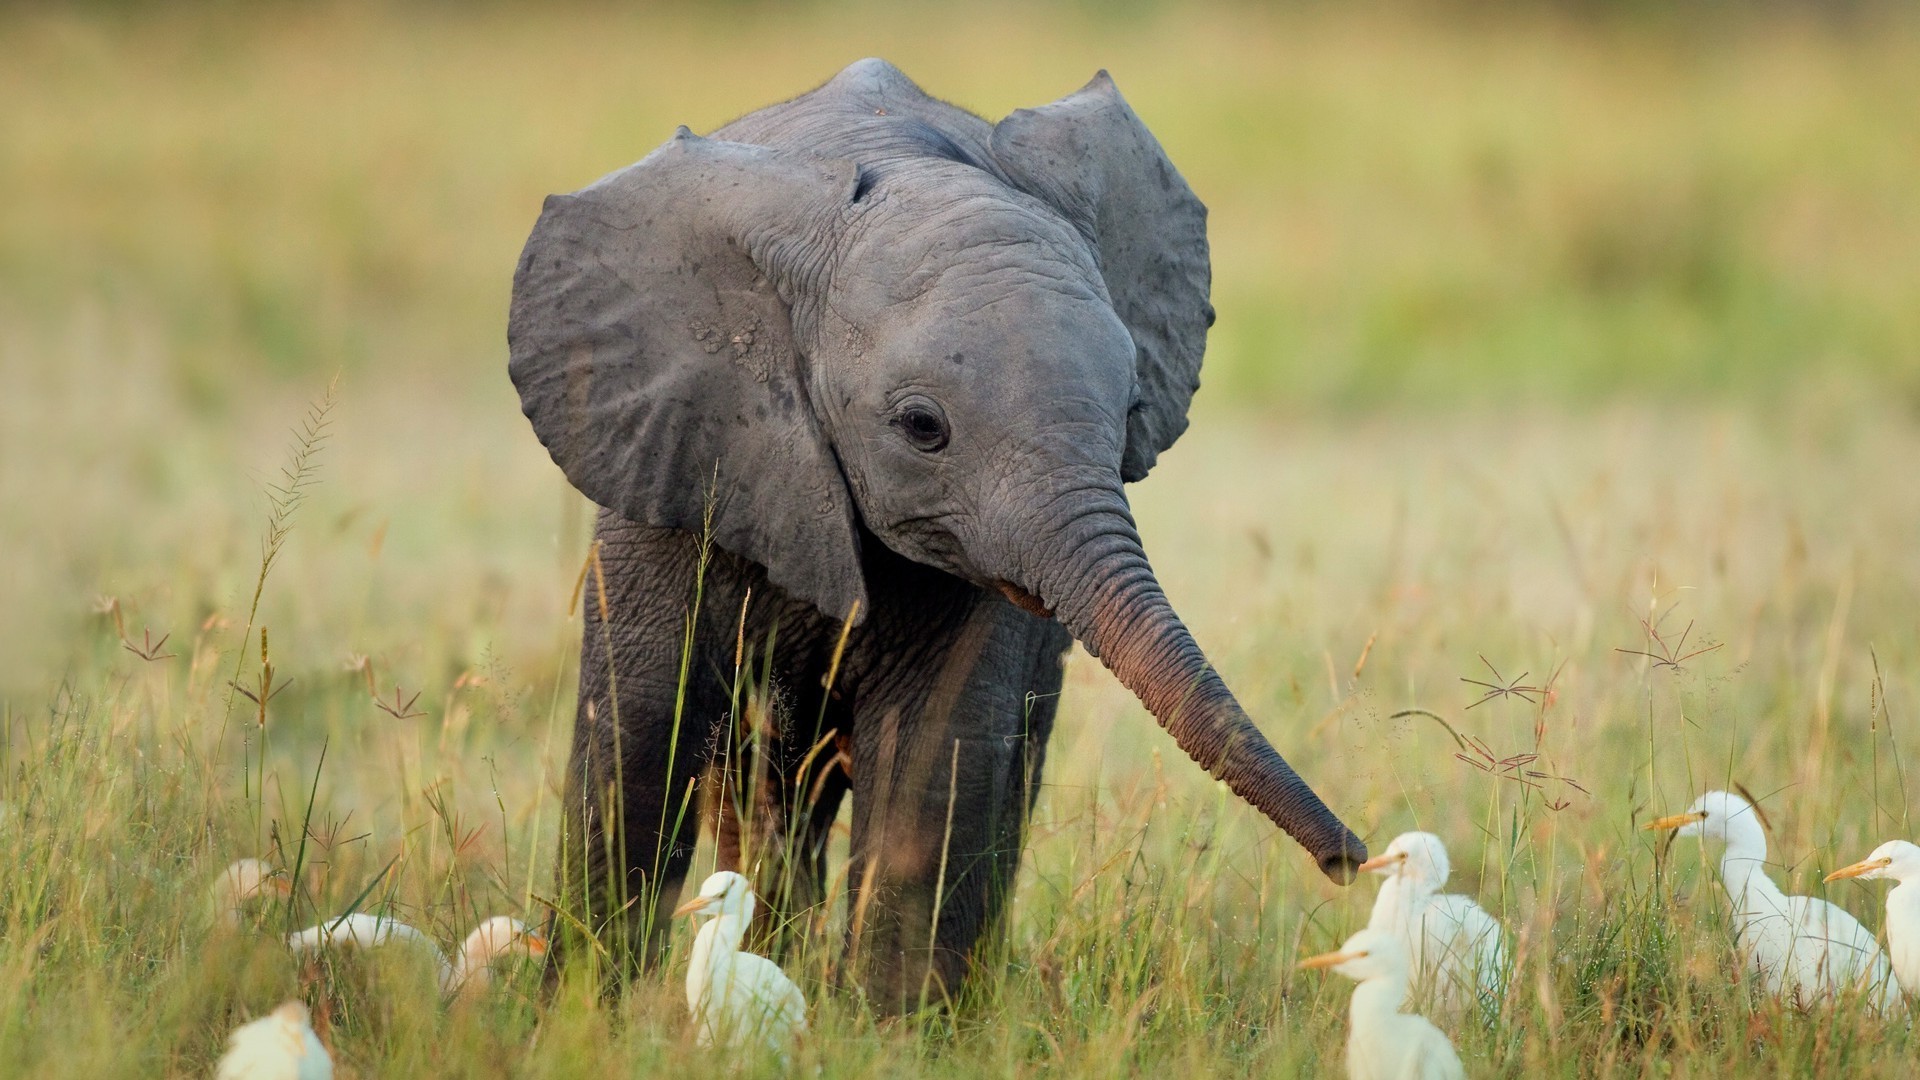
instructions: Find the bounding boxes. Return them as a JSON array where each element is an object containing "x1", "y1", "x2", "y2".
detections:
[
  {"x1": 672, "y1": 895, "x2": 716, "y2": 919},
  {"x1": 1644, "y1": 811, "x2": 1708, "y2": 832},
  {"x1": 267, "y1": 874, "x2": 294, "y2": 898},
  {"x1": 523, "y1": 931, "x2": 550, "y2": 957},
  {"x1": 1356, "y1": 852, "x2": 1407, "y2": 873},
  {"x1": 1298, "y1": 949, "x2": 1365, "y2": 970},
  {"x1": 1825, "y1": 857, "x2": 1893, "y2": 883}
]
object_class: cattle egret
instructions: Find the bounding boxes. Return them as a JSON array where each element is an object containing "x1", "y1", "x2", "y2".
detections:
[
  {"x1": 1300, "y1": 928, "x2": 1465, "y2": 1080},
  {"x1": 443, "y1": 916, "x2": 549, "y2": 997},
  {"x1": 215, "y1": 1000, "x2": 332, "y2": 1080},
  {"x1": 212, "y1": 859, "x2": 292, "y2": 928},
  {"x1": 1358, "y1": 831, "x2": 1507, "y2": 1013},
  {"x1": 1647, "y1": 790, "x2": 1899, "y2": 1011},
  {"x1": 674, "y1": 871, "x2": 807, "y2": 1058},
  {"x1": 1825, "y1": 839, "x2": 1920, "y2": 998},
  {"x1": 288, "y1": 912, "x2": 547, "y2": 998}
]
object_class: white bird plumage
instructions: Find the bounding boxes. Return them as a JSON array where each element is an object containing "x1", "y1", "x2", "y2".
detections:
[
  {"x1": 1648, "y1": 790, "x2": 1900, "y2": 1012},
  {"x1": 215, "y1": 1000, "x2": 332, "y2": 1080},
  {"x1": 212, "y1": 859, "x2": 292, "y2": 928},
  {"x1": 675, "y1": 871, "x2": 807, "y2": 1058},
  {"x1": 1826, "y1": 838, "x2": 1920, "y2": 999},
  {"x1": 1358, "y1": 831, "x2": 1507, "y2": 1014},
  {"x1": 1301, "y1": 928, "x2": 1466, "y2": 1080},
  {"x1": 287, "y1": 912, "x2": 547, "y2": 997}
]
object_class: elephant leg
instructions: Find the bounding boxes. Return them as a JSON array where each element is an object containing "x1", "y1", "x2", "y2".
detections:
[
  {"x1": 975, "y1": 619, "x2": 1068, "y2": 949},
  {"x1": 775, "y1": 718, "x2": 854, "y2": 941},
  {"x1": 710, "y1": 674, "x2": 855, "y2": 956},
  {"x1": 551, "y1": 513, "x2": 736, "y2": 981},
  {"x1": 845, "y1": 593, "x2": 1071, "y2": 1012}
]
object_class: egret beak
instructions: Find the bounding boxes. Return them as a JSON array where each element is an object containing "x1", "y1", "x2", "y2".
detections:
[
  {"x1": 1356, "y1": 851, "x2": 1407, "y2": 873},
  {"x1": 673, "y1": 895, "x2": 718, "y2": 919},
  {"x1": 1298, "y1": 949, "x2": 1366, "y2": 970},
  {"x1": 1644, "y1": 811, "x2": 1707, "y2": 832},
  {"x1": 1825, "y1": 857, "x2": 1893, "y2": 883},
  {"x1": 523, "y1": 930, "x2": 550, "y2": 957}
]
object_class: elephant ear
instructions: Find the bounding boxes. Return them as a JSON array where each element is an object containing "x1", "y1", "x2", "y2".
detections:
[
  {"x1": 988, "y1": 72, "x2": 1213, "y2": 483},
  {"x1": 509, "y1": 130, "x2": 869, "y2": 622}
]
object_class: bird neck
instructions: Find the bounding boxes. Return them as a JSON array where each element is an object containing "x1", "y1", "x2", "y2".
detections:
[
  {"x1": 1888, "y1": 879, "x2": 1920, "y2": 942},
  {"x1": 1350, "y1": 969, "x2": 1412, "y2": 1036},
  {"x1": 693, "y1": 912, "x2": 749, "y2": 978},
  {"x1": 1369, "y1": 876, "x2": 1433, "y2": 932},
  {"x1": 688, "y1": 911, "x2": 751, "y2": 1018},
  {"x1": 1714, "y1": 823, "x2": 1770, "y2": 905}
]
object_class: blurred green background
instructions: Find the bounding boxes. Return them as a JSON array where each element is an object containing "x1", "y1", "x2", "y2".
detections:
[{"x1": 7, "y1": 1, "x2": 1919, "y2": 410}]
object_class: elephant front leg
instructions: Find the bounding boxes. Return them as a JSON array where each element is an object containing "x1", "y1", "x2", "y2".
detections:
[
  {"x1": 553, "y1": 670, "x2": 713, "y2": 983},
  {"x1": 708, "y1": 687, "x2": 855, "y2": 956},
  {"x1": 845, "y1": 604, "x2": 1069, "y2": 1011},
  {"x1": 549, "y1": 516, "x2": 733, "y2": 984}
]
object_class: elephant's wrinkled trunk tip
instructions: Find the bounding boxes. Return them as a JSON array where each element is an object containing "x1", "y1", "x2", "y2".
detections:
[{"x1": 1317, "y1": 841, "x2": 1366, "y2": 884}]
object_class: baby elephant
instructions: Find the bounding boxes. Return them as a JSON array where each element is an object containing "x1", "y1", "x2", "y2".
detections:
[{"x1": 509, "y1": 58, "x2": 1365, "y2": 1010}]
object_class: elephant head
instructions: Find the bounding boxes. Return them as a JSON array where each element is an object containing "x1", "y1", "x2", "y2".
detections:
[{"x1": 509, "y1": 60, "x2": 1365, "y2": 880}]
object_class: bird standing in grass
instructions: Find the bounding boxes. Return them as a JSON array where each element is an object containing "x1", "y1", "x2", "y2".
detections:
[
  {"x1": 1358, "y1": 831, "x2": 1507, "y2": 1014},
  {"x1": 1825, "y1": 839, "x2": 1920, "y2": 998},
  {"x1": 287, "y1": 912, "x2": 547, "y2": 998},
  {"x1": 211, "y1": 859, "x2": 292, "y2": 929},
  {"x1": 1300, "y1": 928, "x2": 1465, "y2": 1080},
  {"x1": 215, "y1": 1000, "x2": 332, "y2": 1080},
  {"x1": 675, "y1": 871, "x2": 807, "y2": 1059},
  {"x1": 1647, "y1": 790, "x2": 1900, "y2": 1011}
]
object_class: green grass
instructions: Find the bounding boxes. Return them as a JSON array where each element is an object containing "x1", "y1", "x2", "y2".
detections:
[{"x1": 5, "y1": 2, "x2": 1920, "y2": 1077}]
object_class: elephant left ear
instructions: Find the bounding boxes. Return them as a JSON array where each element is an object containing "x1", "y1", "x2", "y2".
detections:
[{"x1": 988, "y1": 71, "x2": 1212, "y2": 483}]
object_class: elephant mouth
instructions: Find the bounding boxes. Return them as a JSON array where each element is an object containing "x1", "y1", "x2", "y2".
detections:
[{"x1": 994, "y1": 580, "x2": 1055, "y2": 619}]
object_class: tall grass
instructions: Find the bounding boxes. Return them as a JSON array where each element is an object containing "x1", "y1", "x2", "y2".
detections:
[{"x1": 2, "y1": 393, "x2": 1918, "y2": 1076}]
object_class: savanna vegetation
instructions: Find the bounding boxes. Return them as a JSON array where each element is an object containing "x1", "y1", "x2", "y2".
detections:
[{"x1": 3, "y1": 2, "x2": 1919, "y2": 1076}]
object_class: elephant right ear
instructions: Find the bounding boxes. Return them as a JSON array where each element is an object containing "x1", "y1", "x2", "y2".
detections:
[{"x1": 509, "y1": 131, "x2": 869, "y2": 623}]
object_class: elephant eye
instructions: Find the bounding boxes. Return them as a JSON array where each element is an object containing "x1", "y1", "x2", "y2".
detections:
[{"x1": 894, "y1": 399, "x2": 949, "y2": 453}]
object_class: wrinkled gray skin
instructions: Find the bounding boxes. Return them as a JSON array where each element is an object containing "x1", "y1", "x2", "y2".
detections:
[{"x1": 509, "y1": 59, "x2": 1366, "y2": 1010}]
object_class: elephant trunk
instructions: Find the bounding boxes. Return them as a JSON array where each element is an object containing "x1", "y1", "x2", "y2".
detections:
[{"x1": 1009, "y1": 493, "x2": 1366, "y2": 882}]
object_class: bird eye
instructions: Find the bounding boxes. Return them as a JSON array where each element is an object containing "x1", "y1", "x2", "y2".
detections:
[{"x1": 893, "y1": 398, "x2": 949, "y2": 453}]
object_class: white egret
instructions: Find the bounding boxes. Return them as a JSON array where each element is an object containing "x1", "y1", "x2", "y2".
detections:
[
  {"x1": 212, "y1": 859, "x2": 292, "y2": 928},
  {"x1": 288, "y1": 912, "x2": 547, "y2": 997},
  {"x1": 1825, "y1": 839, "x2": 1920, "y2": 997},
  {"x1": 215, "y1": 999, "x2": 332, "y2": 1080},
  {"x1": 1647, "y1": 790, "x2": 1900, "y2": 1011},
  {"x1": 1300, "y1": 928, "x2": 1465, "y2": 1080},
  {"x1": 442, "y1": 916, "x2": 550, "y2": 997},
  {"x1": 1357, "y1": 831, "x2": 1507, "y2": 1013},
  {"x1": 674, "y1": 871, "x2": 807, "y2": 1058}
]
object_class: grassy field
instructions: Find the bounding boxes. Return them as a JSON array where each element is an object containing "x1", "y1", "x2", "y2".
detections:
[{"x1": 4, "y1": 2, "x2": 1920, "y2": 1076}]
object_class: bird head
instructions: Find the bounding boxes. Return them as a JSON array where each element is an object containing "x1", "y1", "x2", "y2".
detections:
[
  {"x1": 461, "y1": 916, "x2": 548, "y2": 965},
  {"x1": 1644, "y1": 790, "x2": 1758, "y2": 844},
  {"x1": 1298, "y1": 928, "x2": 1409, "y2": 984},
  {"x1": 1356, "y1": 831, "x2": 1450, "y2": 887},
  {"x1": 212, "y1": 859, "x2": 292, "y2": 926},
  {"x1": 1826, "y1": 840, "x2": 1920, "y2": 885},
  {"x1": 269, "y1": 999, "x2": 313, "y2": 1030},
  {"x1": 221, "y1": 858, "x2": 293, "y2": 901},
  {"x1": 673, "y1": 870, "x2": 754, "y2": 921}
]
